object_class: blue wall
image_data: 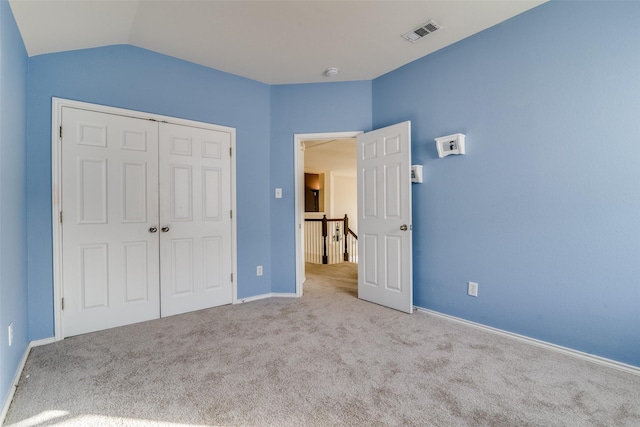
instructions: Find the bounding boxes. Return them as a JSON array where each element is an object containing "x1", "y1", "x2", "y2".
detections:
[
  {"x1": 270, "y1": 82, "x2": 372, "y2": 292},
  {"x1": 0, "y1": 0, "x2": 28, "y2": 410},
  {"x1": 373, "y1": 1, "x2": 640, "y2": 366},
  {"x1": 26, "y1": 45, "x2": 271, "y2": 339}
]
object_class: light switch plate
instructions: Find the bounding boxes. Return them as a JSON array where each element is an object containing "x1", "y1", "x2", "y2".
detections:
[
  {"x1": 468, "y1": 281, "x2": 478, "y2": 297},
  {"x1": 275, "y1": 188, "x2": 282, "y2": 198}
]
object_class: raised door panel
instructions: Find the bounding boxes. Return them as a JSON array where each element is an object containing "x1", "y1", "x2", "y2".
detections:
[
  {"x1": 171, "y1": 238, "x2": 195, "y2": 295},
  {"x1": 362, "y1": 167, "x2": 378, "y2": 219},
  {"x1": 384, "y1": 163, "x2": 401, "y2": 219},
  {"x1": 362, "y1": 233, "x2": 378, "y2": 287},
  {"x1": 203, "y1": 167, "x2": 222, "y2": 220},
  {"x1": 123, "y1": 241, "x2": 149, "y2": 303},
  {"x1": 122, "y1": 162, "x2": 147, "y2": 223},
  {"x1": 77, "y1": 158, "x2": 107, "y2": 224},
  {"x1": 171, "y1": 165, "x2": 193, "y2": 221},
  {"x1": 79, "y1": 243, "x2": 109, "y2": 309},
  {"x1": 203, "y1": 237, "x2": 223, "y2": 290},
  {"x1": 122, "y1": 129, "x2": 148, "y2": 151},
  {"x1": 385, "y1": 235, "x2": 402, "y2": 292}
]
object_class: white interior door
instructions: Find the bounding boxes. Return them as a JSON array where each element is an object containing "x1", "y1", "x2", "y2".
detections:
[
  {"x1": 159, "y1": 123, "x2": 233, "y2": 317},
  {"x1": 357, "y1": 121, "x2": 413, "y2": 313},
  {"x1": 61, "y1": 107, "x2": 160, "y2": 337}
]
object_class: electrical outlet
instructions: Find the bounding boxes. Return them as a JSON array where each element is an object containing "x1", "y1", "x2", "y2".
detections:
[
  {"x1": 8, "y1": 323, "x2": 13, "y2": 347},
  {"x1": 257, "y1": 265, "x2": 263, "y2": 276},
  {"x1": 468, "y1": 282, "x2": 478, "y2": 297}
]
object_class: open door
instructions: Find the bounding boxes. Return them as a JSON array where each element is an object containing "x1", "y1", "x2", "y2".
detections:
[{"x1": 357, "y1": 121, "x2": 413, "y2": 313}]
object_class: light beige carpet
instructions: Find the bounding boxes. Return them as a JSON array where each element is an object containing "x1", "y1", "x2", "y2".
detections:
[{"x1": 4, "y1": 262, "x2": 640, "y2": 426}]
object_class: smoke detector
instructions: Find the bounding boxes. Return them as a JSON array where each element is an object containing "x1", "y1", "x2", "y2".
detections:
[
  {"x1": 402, "y1": 20, "x2": 441, "y2": 43},
  {"x1": 324, "y1": 68, "x2": 339, "y2": 77}
]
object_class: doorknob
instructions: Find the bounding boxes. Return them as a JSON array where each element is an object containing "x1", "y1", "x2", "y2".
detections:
[
  {"x1": 149, "y1": 226, "x2": 158, "y2": 233},
  {"x1": 400, "y1": 224, "x2": 408, "y2": 231},
  {"x1": 161, "y1": 226, "x2": 170, "y2": 232}
]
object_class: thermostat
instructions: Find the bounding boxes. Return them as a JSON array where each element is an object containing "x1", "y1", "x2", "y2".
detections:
[{"x1": 435, "y1": 133, "x2": 466, "y2": 158}]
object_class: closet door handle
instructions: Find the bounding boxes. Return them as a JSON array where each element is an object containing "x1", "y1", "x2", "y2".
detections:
[
  {"x1": 161, "y1": 226, "x2": 170, "y2": 233},
  {"x1": 149, "y1": 227, "x2": 158, "y2": 233}
]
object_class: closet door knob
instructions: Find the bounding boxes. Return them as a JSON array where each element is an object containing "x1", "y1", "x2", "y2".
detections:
[
  {"x1": 149, "y1": 227, "x2": 158, "y2": 233},
  {"x1": 400, "y1": 224, "x2": 408, "y2": 231},
  {"x1": 161, "y1": 226, "x2": 170, "y2": 232}
]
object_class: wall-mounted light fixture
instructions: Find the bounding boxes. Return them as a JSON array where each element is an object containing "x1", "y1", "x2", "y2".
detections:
[
  {"x1": 435, "y1": 133, "x2": 466, "y2": 158},
  {"x1": 311, "y1": 189, "x2": 319, "y2": 211},
  {"x1": 411, "y1": 165, "x2": 423, "y2": 183}
]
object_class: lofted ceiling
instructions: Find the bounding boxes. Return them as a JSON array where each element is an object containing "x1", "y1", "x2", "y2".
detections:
[{"x1": 9, "y1": 0, "x2": 546, "y2": 85}]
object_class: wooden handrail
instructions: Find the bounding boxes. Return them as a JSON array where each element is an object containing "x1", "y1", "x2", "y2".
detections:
[
  {"x1": 305, "y1": 218, "x2": 344, "y2": 222},
  {"x1": 304, "y1": 218, "x2": 356, "y2": 237}
]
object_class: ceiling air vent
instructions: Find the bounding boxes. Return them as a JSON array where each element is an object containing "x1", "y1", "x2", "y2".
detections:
[{"x1": 402, "y1": 20, "x2": 441, "y2": 43}]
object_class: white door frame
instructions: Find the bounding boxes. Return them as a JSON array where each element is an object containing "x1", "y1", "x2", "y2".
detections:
[
  {"x1": 293, "y1": 131, "x2": 362, "y2": 297},
  {"x1": 51, "y1": 97, "x2": 238, "y2": 340}
]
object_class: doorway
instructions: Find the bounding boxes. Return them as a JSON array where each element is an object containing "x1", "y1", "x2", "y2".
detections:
[
  {"x1": 294, "y1": 122, "x2": 414, "y2": 313},
  {"x1": 293, "y1": 131, "x2": 361, "y2": 297}
]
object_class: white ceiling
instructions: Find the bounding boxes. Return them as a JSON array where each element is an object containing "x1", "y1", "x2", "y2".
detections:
[
  {"x1": 305, "y1": 139, "x2": 356, "y2": 177},
  {"x1": 8, "y1": 0, "x2": 546, "y2": 85}
]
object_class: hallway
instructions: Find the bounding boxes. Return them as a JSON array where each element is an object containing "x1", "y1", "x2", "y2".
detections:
[{"x1": 304, "y1": 262, "x2": 357, "y2": 298}]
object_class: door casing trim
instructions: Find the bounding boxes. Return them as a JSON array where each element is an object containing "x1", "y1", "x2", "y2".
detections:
[{"x1": 51, "y1": 97, "x2": 238, "y2": 340}]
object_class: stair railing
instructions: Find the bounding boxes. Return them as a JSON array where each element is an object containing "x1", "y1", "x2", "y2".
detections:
[{"x1": 304, "y1": 214, "x2": 357, "y2": 264}]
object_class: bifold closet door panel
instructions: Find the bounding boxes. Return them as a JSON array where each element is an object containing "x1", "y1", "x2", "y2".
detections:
[
  {"x1": 158, "y1": 122, "x2": 233, "y2": 317},
  {"x1": 61, "y1": 107, "x2": 160, "y2": 337}
]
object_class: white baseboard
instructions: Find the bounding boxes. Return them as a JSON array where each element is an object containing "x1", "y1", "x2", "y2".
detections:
[
  {"x1": 237, "y1": 292, "x2": 299, "y2": 304},
  {"x1": 270, "y1": 292, "x2": 298, "y2": 299},
  {"x1": 415, "y1": 307, "x2": 640, "y2": 376},
  {"x1": 31, "y1": 337, "x2": 56, "y2": 348},
  {"x1": 1, "y1": 337, "x2": 55, "y2": 424}
]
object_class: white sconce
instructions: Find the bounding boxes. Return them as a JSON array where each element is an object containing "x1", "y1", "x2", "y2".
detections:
[
  {"x1": 435, "y1": 133, "x2": 465, "y2": 158},
  {"x1": 411, "y1": 165, "x2": 424, "y2": 183}
]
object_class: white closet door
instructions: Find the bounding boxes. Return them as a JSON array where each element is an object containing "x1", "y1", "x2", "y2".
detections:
[
  {"x1": 159, "y1": 123, "x2": 233, "y2": 317},
  {"x1": 61, "y1": 107, "x2": 160, "y2": 337}
]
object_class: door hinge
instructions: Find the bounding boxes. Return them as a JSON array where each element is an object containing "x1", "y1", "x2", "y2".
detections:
[
  {"x1": 61, "y1": 298, "x2": 65, "y2": 310},
  {"x1": 229, "y1": 147, "x2": 232, "y2": 156},
  {"x1": 230, "y1": 210, "x2": 233, "y2": 219},
  {"x1": 59, "y1": 126, "x2": 63, "y2": 138},
  {"x1": 230, "y1": 273, "x2": 233, "y2": 282},
  {"x1": 59, "y1": 211, "x2": 63, "y2": 223}
]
